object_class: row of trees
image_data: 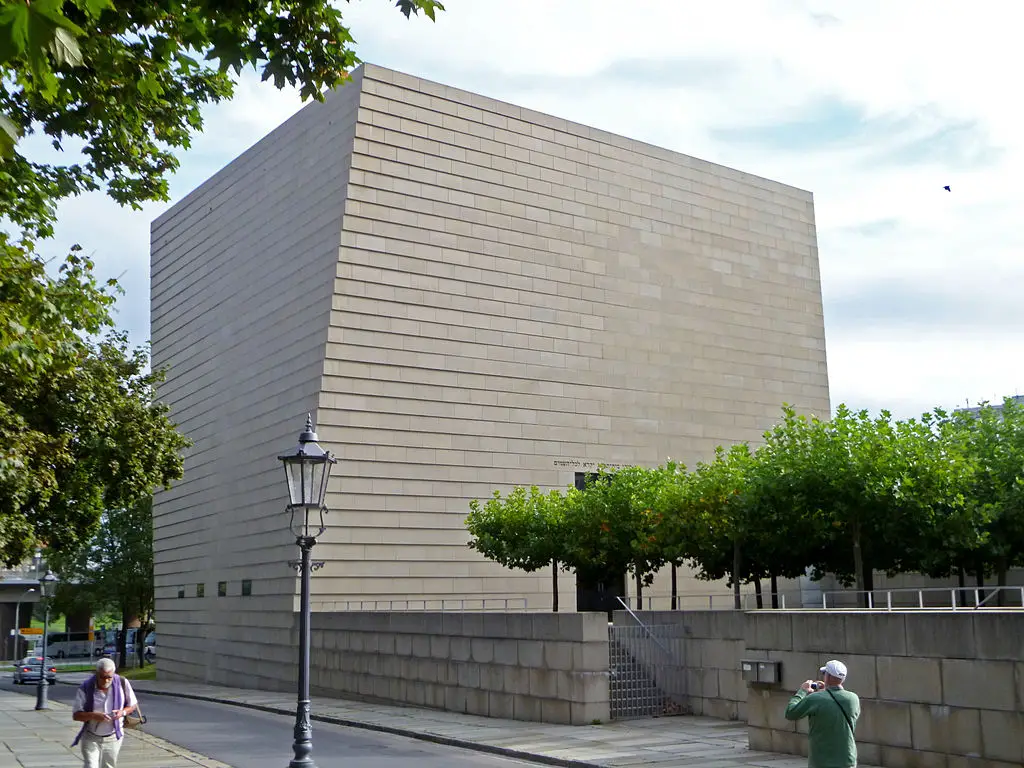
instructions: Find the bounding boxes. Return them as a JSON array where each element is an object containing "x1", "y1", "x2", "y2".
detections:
[{"x1": 466, "y1": 401, "x2": 1024, "y2": 609}]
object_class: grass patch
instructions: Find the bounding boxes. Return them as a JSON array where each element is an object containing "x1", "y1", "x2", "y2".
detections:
[{"x1": 119, "y1": 664, "x2": 156, "y2": 681}]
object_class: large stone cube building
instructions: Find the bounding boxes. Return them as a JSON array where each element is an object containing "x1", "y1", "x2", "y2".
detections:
[{"x1": 150, "y1": 63, "x2": 829, "y2": 686}]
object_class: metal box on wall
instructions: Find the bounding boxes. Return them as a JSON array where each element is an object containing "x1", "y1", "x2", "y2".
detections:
[
  {"x1": 757, "y1": 660, "x2": 781, "y2": 684},
  {"x1": 741, "y1": 659, "x2": 781, "y2": 685}
]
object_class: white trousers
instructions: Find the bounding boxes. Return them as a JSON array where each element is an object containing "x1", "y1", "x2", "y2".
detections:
[{"x1": 81, "y1": 731, "x2": 123, "y2": 768}]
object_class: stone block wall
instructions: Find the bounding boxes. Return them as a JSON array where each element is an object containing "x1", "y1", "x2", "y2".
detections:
[
  {"x1": 745, "y1": 611, "x2": 1024, "y2": 768},
  {"x1": 615, "y1": 610, "x2": 746, "y2": 720},
  {"x1": 310, "y1": 611, "x2": 609, "y2": 724}
]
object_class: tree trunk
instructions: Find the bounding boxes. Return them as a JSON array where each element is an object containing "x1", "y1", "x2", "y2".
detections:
[
  {"x1": 635, "y1": 572, "x2": 643, "y2": 609},
  {"x1": 957, "y1": 567, "x2": 971, "y2": 605},
  {"x1": 852, "y1": 522, "x2": 867, "y2": 608},
  {"x1": 671, "y1": 564, "x2": 678, "y2": 610},
  {"x1": 996, "y1": 557, "x2": 1008, "y2": 607},
  {"x1": 65, "y1": 608, "x2": 93, "y2": 635},
  {"x1": 754, "y1": 578, "x2": 763, "y2": 609},
  {"x1": 551, "y1": 560, "x2": 559, "y2": 613},
  {"x1": 770, "y1": 574, "x2": 779, "y2": 609},
  {"x1": 732, "y1": 540, "x2": 742, "y2": 610},
  {"x1": 975, "y1": 560, "x2": 985, "y2": 606}
]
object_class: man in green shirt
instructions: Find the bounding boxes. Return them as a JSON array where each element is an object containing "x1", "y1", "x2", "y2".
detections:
[{"x1": 784, "y1": 659, "x2": 860, "y2": 768}]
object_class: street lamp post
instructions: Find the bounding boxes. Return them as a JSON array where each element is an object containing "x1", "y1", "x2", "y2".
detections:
[
  {"x1": 35, "y1": 570, "x2": 57, "y2": 710},
  {"x1": 12, "y1": 588, "x2": 36, "y2": 662},
  {"x1": 278, "y1": 415, "x2": 336, "y2": 768}
]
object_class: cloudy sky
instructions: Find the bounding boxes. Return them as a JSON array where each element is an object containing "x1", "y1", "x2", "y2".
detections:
[{"x1": 36, "y1": 0, "x2": 1023, "y2": 418}]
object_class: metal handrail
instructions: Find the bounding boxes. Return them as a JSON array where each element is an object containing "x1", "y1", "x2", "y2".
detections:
[
  {"x1": 618, "y1": 585, "x2": 1024, "y2": 612},
  {"x1": 614, "y1": 596, "x2": 673, "y2": 657},
  {"x1": 617, "y1": 591, "x2": 800, "y2": 611},
  {"x1": 820, "y1": 585, "x2": 1024, "y2": 611},
  {"x1": 975, "y1": 589, "x2": 1005, "y2": 609}
]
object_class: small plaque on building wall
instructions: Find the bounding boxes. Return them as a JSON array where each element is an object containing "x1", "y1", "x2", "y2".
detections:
[{"x1": 552, "y1": 458, "x2": 629, "y2": 471}]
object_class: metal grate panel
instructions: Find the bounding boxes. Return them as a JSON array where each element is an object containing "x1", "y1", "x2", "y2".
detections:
[{"x1": 608, "y1": 624, "x2": 686, "y2": 720}]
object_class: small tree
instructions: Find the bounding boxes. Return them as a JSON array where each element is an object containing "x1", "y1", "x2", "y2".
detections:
[
  {"x1": 737, "y1": 442, "x2": 827, "y2": 607},
  {"x1": 561, "y1": 466, "x2": 667, "y2": 607},
  {"x1": 647, "y1": 461, "x2": 692, "y2": 609},
  {"x1": 466, "y1": 486, "x2": 568, "y2": 611},
  {"x1": 679, "y1": 444, "x2": 760, "y2": 609}
]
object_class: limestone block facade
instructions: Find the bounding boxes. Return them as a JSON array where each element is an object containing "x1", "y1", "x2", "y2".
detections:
[{"x1": 151, "y1": 63, "x2": 829, "y2": 685}]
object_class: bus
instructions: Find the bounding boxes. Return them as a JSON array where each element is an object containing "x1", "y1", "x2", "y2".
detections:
[{"x1": 37, "y1": 631, "x2": 101, "y2": 659}]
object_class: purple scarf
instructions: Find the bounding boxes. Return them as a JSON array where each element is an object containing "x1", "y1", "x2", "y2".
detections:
[{"x1": 71, "y1": 674, "x2": 124, "y2": 746}]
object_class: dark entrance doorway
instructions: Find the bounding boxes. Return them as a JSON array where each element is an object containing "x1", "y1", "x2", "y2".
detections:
[{"x1": 573, "y1": 472, "x2": 627, "y2": 617}]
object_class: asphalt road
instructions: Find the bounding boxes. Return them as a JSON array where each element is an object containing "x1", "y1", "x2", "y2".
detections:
[{"x1": 1, "y1": 678, "x2": 532, "y2": 768}]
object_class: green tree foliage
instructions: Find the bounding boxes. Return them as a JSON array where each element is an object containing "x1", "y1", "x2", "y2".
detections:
[
  {"x1": 1, "y1": 243, "x2": 190, "y2": 565},
  {"x1": 761, "y1": 406, "x2": 975, "y2": 602},
  {"x1": 674, "y1": 444, "x2": 762, "y2": 608},
  {"x1": 1, "y1": 246, "x2": 116, "y2": 555},
  {"x1": 1, "y1": 0, "x2": 444, "y2": 239},
  {"x1": 47, "y1": 497, "x2": 155, "y2": 668},
  {"x1": 940, "y1": 398, "x2": 1024, "y2": 601},
  {"x1": 466, "y1": 486, "x2": 568, "y2": 610},
  {"x1": 644, "y1": 460, "x2": 691, "y2": 608},
  {"x1": 561, "y1": 466, "x2": 668, "y2": 605},
  {"x1": 467, "y1": 402, "x2": 999, "y2": 610}
]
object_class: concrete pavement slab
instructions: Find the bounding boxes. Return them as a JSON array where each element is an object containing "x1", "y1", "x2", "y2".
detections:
[{"x1": 0, "y1": 690, "x2": 230, "y2": 768}]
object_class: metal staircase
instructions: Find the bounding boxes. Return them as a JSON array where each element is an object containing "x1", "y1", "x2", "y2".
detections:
[
  {"x1": 608, "y1": 632, "x2": 682, "y2": 718},
  {"x1": 607, "y1": 597, "x2": 686, "y2": 720}
]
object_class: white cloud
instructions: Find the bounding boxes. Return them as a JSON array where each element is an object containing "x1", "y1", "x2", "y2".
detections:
[{"x1": 31, "y1": 0, "x2": 1024, "y2": 418}]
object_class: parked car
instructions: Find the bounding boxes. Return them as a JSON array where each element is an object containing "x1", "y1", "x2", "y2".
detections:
[{"x1": 12, "y1": 656, "x2": 57, "y2": 685}]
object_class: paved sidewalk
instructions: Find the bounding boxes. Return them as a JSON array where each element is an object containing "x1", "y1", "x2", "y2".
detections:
[
  {"x1": 0, "y1": 689, "x2": 230, "y2": 768},
  {"x1": 52, "y1": 674, "x2": 879, "y2": 768}
]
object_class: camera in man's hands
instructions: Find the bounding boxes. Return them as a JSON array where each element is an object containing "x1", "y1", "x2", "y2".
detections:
[{"x1": 810, "y1": 682, "x2": 823, "y2": 691}]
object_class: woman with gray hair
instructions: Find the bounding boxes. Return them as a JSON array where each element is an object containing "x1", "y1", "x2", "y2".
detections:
[{"x1": 71, "y1": 657, "x2": 140, "y2": 768}]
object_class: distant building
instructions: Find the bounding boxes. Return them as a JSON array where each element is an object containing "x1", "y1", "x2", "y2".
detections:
[
  {"x1": 0, "y1": 562, "x2": 41, "y2": 660},
  {"x1": 150, "y1": 63, "x2": 830, "y2": 687},
  {"x1": 955, "y1": 394, "x2": 1024, "y2": 418}
]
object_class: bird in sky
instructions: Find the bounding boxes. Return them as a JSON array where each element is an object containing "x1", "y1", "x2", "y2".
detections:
[{"x1": 943, "y1": 185, "x2": 951, "y2": 192}]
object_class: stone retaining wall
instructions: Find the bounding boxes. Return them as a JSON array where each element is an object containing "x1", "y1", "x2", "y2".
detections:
[
  {"x1": 310, "y1": 612, "x2": 610, "y2": 724},
  {"x1": 744, "y1": 611, "x2": 1024, "y2": 768}
]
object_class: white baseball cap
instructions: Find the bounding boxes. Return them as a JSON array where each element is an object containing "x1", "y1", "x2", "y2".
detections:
[{"x1": 819, "y1": 660, "x2": 848, "y2": 680}]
